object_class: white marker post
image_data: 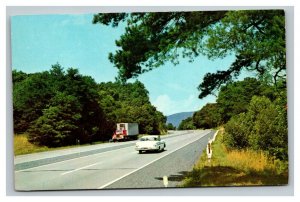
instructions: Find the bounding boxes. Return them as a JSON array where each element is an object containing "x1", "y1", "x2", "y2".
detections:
[
  {"x1": 163, "y1": 176, "x2": 168, "y2": 187},
  {"x1": 206, "y1": 141, "x2": 212, "y2": 163}
]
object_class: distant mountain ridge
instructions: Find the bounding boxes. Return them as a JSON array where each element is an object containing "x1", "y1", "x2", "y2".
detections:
[{"x1": 167, "y1": 111, "x2": 194, "y2": 128}]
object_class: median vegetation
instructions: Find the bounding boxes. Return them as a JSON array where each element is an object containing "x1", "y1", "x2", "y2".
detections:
[{"x1": 181, "y1": 129, "x2": 288, "y2": 187}]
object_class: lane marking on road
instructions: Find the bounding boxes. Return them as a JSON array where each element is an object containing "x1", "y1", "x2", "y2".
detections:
[
  {"x1": 15, "y1": 146, "x2": 131, "y2": 173},
  {"x1": 15, "y1": 131, "x2": 194, "y2": 167},
  {"x1": 15, "y1": 131, "x2": 194, "y2": 164},
  {"x1": 97, "y1": 130, "x2": 213, "y2": 189},
  {"x1": 15, "y1": 131, "x2": 202, "y2": 173},
  {"x1": 61, "y1": 162, "x2": 103, "y2": 176},
  {"x1": 15, "y1": 130, "x2": 209, "y2": 174}
]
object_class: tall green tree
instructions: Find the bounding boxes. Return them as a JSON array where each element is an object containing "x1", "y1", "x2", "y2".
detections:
[
  {"x1": 193, "y1": 103, "x2": 221, "y2": 129},
  {"x1": 167, "y1": 123, "x2": 176, "y2": 130},
  {"x1": 13, "y1": 71, "x2": 55, "y2": 133},
  {"x1": 28, "y1": 93, "x2": 82, "y2": 147},
  {"x1": 178, "y1": 117, "x2": 196, "y2": 130},
  {"x1": 93, "y1": 10, "x2": 286, "y2": 98},
  {"x1": 97, "y1": 80, "x2": 166, "y2": 135},
  {"x1": 13, "y1": 64, "x2": 111, "y2": 146},
  {"x1": 12, "y1": 70, "x2": 28, "y2": 84},
  {"x1": 217, "y1": 77, "x2": 275, "y2": 122}
]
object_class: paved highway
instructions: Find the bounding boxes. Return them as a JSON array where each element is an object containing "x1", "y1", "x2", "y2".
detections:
[{"x1": 14, "y1": 130, "x2": 215, "y2": 191}]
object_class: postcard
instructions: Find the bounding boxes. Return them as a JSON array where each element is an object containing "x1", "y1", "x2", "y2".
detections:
[{"x1": 12, "y1": 9, "x2": 288, "y2": 191}]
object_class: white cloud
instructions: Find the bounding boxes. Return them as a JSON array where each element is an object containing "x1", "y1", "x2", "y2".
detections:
[
  {"x1": 152, "y1": 94, "x2": 199, "y2": 116},
  {"x1": 152, "y1": 94, "x2": 173, "y2": 115}
]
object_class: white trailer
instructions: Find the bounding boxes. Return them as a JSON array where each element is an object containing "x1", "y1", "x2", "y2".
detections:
[{"x1": 112, "y1": 123, "x2": 139, "y2": 141}]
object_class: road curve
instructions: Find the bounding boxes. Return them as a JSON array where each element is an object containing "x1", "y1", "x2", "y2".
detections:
[{"x1": 15, "y1": 130, "x2": 215, "y2": 191}]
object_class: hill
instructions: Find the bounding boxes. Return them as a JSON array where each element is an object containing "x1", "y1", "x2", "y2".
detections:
[{"x1": 167, "y1": 111, "x2": 194, "y2": 128}]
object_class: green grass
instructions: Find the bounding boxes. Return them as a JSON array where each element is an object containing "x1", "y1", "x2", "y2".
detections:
[
  {"x1": 180, "y1": 128, "x2": 288, "y2": 187},
  {"x1": 14, "y1": 134, "x2": 106, "y2": 156}
]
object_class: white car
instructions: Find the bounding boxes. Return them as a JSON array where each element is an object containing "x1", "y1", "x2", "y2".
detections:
[{"x1": 135, "y1": 135, "x2": 166, "y2": 154}]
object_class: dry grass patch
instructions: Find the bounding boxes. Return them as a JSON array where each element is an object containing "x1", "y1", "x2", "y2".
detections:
[
  {"x1": 14, "y1": 134, "x2": 106, "y2": 156},
  {"x1": 14, "y1": 134, "x2": 49, "y2": 155},
  {"x1": 181, "y1": 129, "x2": 288, "y2": 187}
]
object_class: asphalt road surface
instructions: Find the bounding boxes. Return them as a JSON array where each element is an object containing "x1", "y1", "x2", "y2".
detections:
[{"x1": 14, "y1": 130, "x2": 216, "y2": 191}]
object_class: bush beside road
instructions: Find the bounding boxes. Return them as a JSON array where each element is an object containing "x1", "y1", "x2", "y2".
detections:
[{"x1": 181, "y1": 129, "x2": 288, "y2": 187}]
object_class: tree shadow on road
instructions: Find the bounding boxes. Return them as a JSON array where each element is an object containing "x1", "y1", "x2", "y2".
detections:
[
  {"x1": 154, "y1": 171, "x2": 189, "y2": 182},
  {"x1": 182, "y1": 165, "x2": 288, "y2": 187}
]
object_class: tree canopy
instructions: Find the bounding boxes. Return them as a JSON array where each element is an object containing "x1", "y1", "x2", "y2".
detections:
[
  {"x1": 178, "y1": 117, "x2": 196, "y2": 130},
  {"x1": 216, "y1": 77, "x2": 277, "y2": 122},
  {"x1": 13, "y1": 64, "x2": 167, "y2": 147},
  {"x1": 93, "y1": 10, "x2": 286, "y2": 98},
  {"x1": 193, "y1": 103, "x2": 221, "y2": 129},
  {"x1": 177, "y1": 76, "x2": 287, "y2": 160},
  {"x1": 97, "y1": 81, "x2": 166, "y2": 134},
  {"x1": 224, "y1": 96, "x2": 288, "y2": 160}
]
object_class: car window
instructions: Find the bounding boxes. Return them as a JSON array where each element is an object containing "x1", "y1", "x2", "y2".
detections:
[{"x1": 139, "y1": 136, "x2": 160, "y2": 141}]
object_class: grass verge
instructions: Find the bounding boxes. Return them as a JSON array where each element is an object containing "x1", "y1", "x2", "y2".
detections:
[
  {"x1": 14, "y1": 134, "x2": 105, "y2": 156},
  {"x1": 181, "y1": 128, "x2": 288, "y2": 187}
]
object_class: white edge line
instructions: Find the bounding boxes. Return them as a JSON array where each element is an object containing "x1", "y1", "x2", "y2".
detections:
[
  {"x1": 15, "y1": 145, "x2": 131, "y2": 173},
  {"x1": 97, "y1": 130, "x2": 213, "y2": 189}
]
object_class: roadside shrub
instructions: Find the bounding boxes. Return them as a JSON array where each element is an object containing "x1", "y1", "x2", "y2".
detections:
[
  {"x1": 224, "y1": 96, "x2": 288, "y2": 160},
  {"x1": 224, "y1": 112, "x2": 253, "y2": 149},
  {"x1": 248, "y1": 96, "x2": 288, "y2": 160}
]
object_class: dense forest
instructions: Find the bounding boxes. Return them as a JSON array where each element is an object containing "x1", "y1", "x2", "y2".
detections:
[{"x1": 13, "y1": 64, "x2": 166, "y2": 147}]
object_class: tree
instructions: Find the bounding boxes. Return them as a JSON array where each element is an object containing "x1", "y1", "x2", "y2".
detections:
[
  {"x1": 13, "y1": 64, "x2": 68, "y2": 133},
  {"x1": 216, "y1": 77, "x2": 274, "y2": 122},
  {"x1": 63, "y1": 68, "x2": 110, "y2": 142},
  {"x1": 13, "y1": 71, "x2": 55, "y2": 133},
  {"x1": 28, "y1": 93, "x2": 82, "y2": 147},
  {"x1": 224, "y1": 96, "x2": 288, "y2": 160},
  {"x1": 93, "y1": 10, "x2": 286, "y2": 98},
  {"x1": 13, "y1": 64, "x2": 111, "y2": 146},
  {"x1": 223, "y1": 112, "x2": 253, "y2": 150},
  {"x1": 12, "y1": 70, "x2": 28, "y2": 84},
  {"x1": 97, "y1": 80, "x2": 166, "y2": 135},
  {"x1": 193, "y1": 103, "x2": 221, "y2": 129},
  {"x1": 247, "y1": 96, "x2": 288, "y2": 160},
  {"x1": 167, "y1": 123, "x2": 176, "y2": 130},
  {"x1": 178, "y1": 117, "x2": 196, "y2": 130}
]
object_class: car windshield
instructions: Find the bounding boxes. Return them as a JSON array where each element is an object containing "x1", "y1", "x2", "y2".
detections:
[{"x1": 139, "y1": 136, "x2": 158, "y2": 141}]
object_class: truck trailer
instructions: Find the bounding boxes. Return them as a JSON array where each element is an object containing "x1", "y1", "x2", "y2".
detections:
[{"x1": 112, "y1": 123, "x2": 139, "y2": 141}]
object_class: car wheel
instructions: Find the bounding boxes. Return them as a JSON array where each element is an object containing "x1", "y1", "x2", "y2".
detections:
[{"x1": 139, "y1": 150, "x2": 142, "y2": 154}]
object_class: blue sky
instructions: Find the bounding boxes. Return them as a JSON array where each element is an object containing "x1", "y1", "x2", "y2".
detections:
[{"x1": 11, "y1": 13, "x2": 251, "y2": 116}]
